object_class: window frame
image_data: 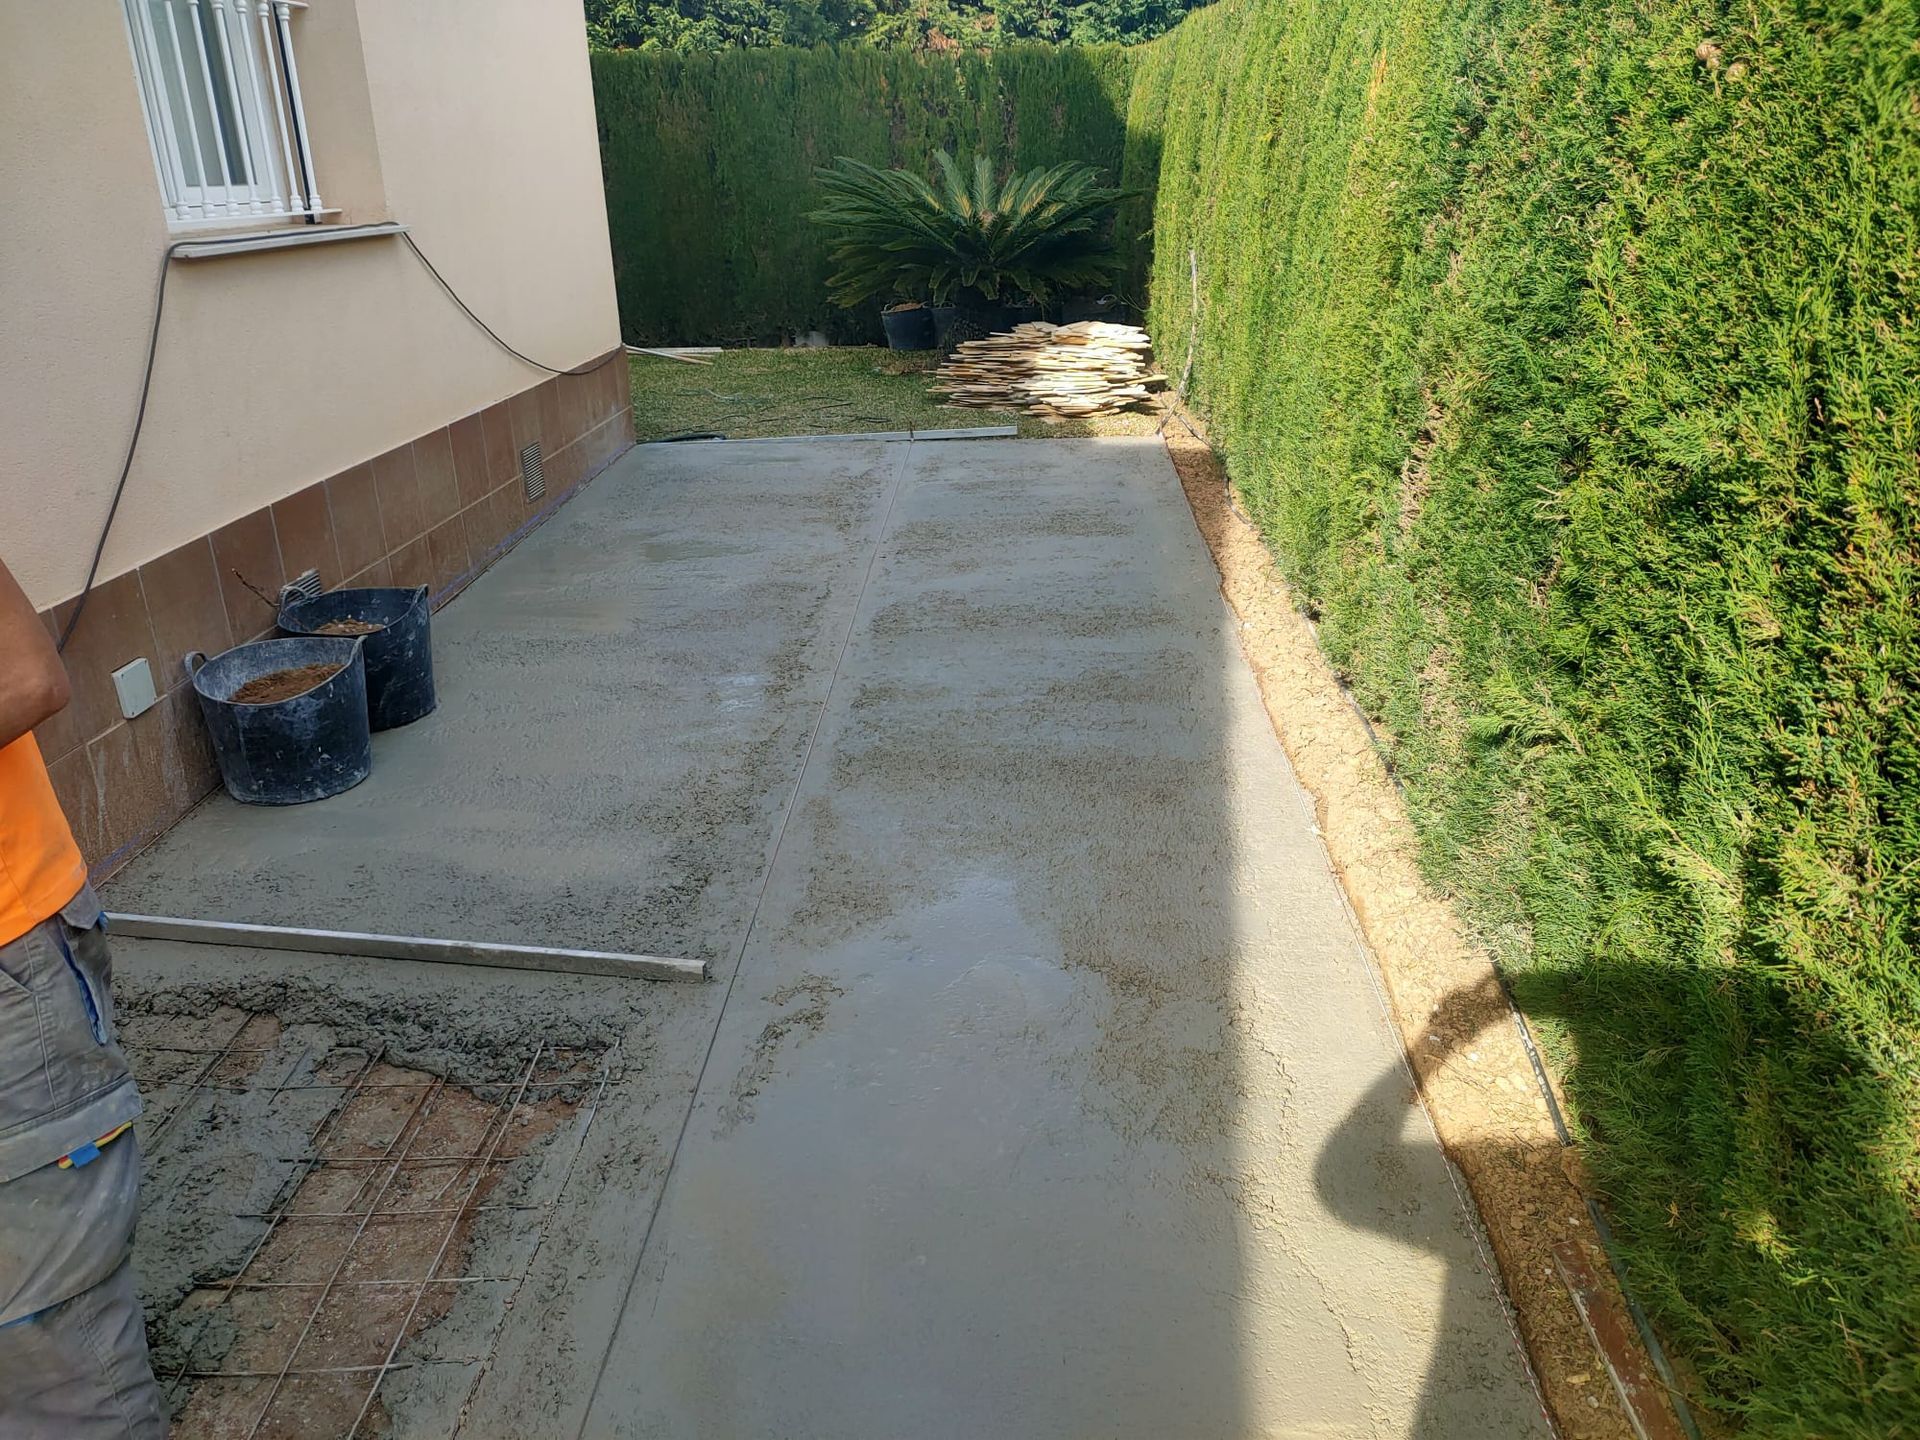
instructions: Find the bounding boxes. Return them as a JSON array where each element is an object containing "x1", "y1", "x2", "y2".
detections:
[{"x1": 120, "y1": 0, "x2": 327, "y2": 229}]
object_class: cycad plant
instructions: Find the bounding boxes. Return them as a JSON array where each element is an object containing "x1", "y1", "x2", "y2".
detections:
[{"x1": 808, "y1": 151, "x2": 1128, "y2": 310}]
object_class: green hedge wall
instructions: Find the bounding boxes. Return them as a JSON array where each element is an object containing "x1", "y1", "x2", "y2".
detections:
[
  {"x1": 1129, "y1": 0, "x2": 1919, "y2": 1432},
  {"x1": 593, "y1": 46, "x2": 1135, "y2": 344}
]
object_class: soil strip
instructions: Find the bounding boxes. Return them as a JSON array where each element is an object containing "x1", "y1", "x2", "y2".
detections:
[{"x1": 312, "y1": 618, "x2": 384, "y2": 637}]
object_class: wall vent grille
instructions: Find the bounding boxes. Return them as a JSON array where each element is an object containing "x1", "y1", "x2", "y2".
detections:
[
  {"x1": 280, "y1": 569, "x2": 323, "y2": 606},
  {"x1": 520, "y1": 442, "x2": 546, "y2": 502}
]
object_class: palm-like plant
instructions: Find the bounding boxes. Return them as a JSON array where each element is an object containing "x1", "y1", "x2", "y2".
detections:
[{"x1": 808, "y1": 151, "x2": 1129, "y2": 309}]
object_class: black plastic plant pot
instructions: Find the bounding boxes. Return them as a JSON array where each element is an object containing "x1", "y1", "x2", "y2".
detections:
[
  {"x1": 932, "y1": 305, "x2": 961, "y2": 351},
  {"x1": 934, "y1": 304, "x2": 1001, "y2": 350},
  {"x1": 881, "y1": 304, "x2": 936, "y2": 350},
  {"x1": 187, "y1": 636, "x2": 372, "y2": 806},
  {"x1": 278, "y1": 585, "x2": 436, "y2": 731}
]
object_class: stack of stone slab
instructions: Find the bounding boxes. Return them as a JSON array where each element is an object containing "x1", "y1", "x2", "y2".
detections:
[{"x1": 932, "y1": 321, "x2": 1164, "y2": 420}]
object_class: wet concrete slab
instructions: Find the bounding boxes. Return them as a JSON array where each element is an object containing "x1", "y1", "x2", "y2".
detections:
[
  {"x1": 110, "y1": 439, "x2": 901, "y2": 965},
  {"x1": 113, "y1": 436, "x2": 1549, "y2": 1438}
]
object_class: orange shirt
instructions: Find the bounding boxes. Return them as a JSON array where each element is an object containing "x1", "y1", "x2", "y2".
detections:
[{"x1": 0, "y1": 733, "x2": 87, "y2": 946}]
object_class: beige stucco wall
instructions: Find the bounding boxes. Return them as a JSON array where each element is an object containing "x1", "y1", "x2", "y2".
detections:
[{"x1": 0, "y1": 0, "x2": 621, "y2": 610}]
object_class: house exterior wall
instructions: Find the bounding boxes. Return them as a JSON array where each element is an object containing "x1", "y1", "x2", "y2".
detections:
[{"x1": 0, "y1": 0, "x2": 633, "y2": 871}]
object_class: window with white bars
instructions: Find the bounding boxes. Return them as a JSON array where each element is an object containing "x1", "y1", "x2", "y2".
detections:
[{"x1": 121, "y1": 0, "x2": 327, "y2": 226}]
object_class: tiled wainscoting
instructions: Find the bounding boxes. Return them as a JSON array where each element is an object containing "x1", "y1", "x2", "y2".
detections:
[{"x1": 38, "y1": 348, "x2": 635, "y2": 874}]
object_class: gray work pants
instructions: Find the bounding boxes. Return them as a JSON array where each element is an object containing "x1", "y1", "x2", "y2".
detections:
[
  {"x1": 0, "y1": 1213, "x2": 167, "y2": 1439},
  {"x1": 0, "y1": 889, "x2": 164, "y2": 1438}
]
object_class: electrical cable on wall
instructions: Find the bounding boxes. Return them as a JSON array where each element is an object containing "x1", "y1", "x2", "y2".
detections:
[
  {"x1": 59, "y1": 231, "x2": 610, "y2": 652},
  {"x1": 398, "y1": 233, "x2": 609, "y2": 378},
  {"x1": 58, "y1": 239, "x2": 191, "y2": 653}
]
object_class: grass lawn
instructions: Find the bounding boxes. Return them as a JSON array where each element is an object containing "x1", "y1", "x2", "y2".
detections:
[{"x1": 627, "y1": 348, "x2": 1163, "y2": 442}]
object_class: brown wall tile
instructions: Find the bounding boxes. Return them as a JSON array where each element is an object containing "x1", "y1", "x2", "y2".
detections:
[
  {"x1": 584, "y1": 368, "x2": 606, "y2": 434},
  {"x1": 344, "y1": 555, "x2": 394, "y2": 590},
  {"x1": 44, "y1": 746, "x2": 105, "y2": 863},
  {"x1": 584, "y1": 361, "x2": 607, "y2": 425},
  {"x1": 211, "y1": 507, "x2": 284, "y2": 645},
  {"x1": 449, "y1": 413, "x2": 490, "y2": 509},
  {"x1": 579, "y1": 414, "x2": 626, "y2": 476},
  {"x1": 547, "y1": 441, "x2": 581, "y2": 498},
  {"x1": 488, "y1": 480, "x2": 527, "y2": 543},
  {"x1": 591, "y1": 361, "x2": 615, "y2": 424},
  {"x1": 90, "y1": 713, "x2": 173, "y2": 862},
  {"x1": 508, "y1": 388, "x2": 541, "y2": 459},
  {"x1": 38, "y1": 570, "x2": 162, "y2": 763},
  {"x1": 272, "y1": 482, "x2": 342, "y2": 589},
  {"x1": 559, "y1": 371, "x2": 589, "y2": 442},
  {"x1": 156, "y1": 682, "x2": 219, "y2": 806},
  {"x1": 459, "y1": 496, "x2": 500, "y2": 567},
  {"x1": 139, "y1": 537, "x2": 228, "y2": 680},
  {"x1": 537, "y1": 377, "x2": 564, "y2": 452},
  {"x1": 610, "y1": 355, "x2": 631, "y2": 420},
  {"x1": 480, "y1": 401, "x2": 516, "y2": 486},
  {"x1": 594, "y1": 357, "x2": 616, "y2": 422},
  {"x1": 90, "y1": 684, "x2": 222, "y2": 855},
  {"x1": 425, "y1": 515, "x2": 471, "y2": 596},
  {"x1": 328, "y1": 461, "x2": 385, "y2": 578},
  {"x1": 412, "y1": 427, "x2": 461, "y2": 531},
  {"x1": 371, "y1": 442, "x2": 422, "y2": 553},
  {"x1": 601, "y1": 420, "x2": 629, "y2": 467},
  {"x1": 389, "y1": 535, "x2": 432, "y2": 590}
]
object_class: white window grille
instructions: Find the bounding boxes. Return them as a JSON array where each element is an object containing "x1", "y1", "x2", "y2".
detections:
[{"x1": 121, "y1": 0, "x2": 326, "y2": 225}]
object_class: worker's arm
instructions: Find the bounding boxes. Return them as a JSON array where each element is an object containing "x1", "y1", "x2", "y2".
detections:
[{"x1": 0, "y1": 560, "x2": 71, "y2": 747}]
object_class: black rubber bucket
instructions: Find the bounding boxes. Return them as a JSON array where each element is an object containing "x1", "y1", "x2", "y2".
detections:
[
  {"x1": 278, "y1": 586, "x2": 436, "y2": 731},
  {"x1": 881, "y1": 304, "x2": 935, "y2": 350},
  {"x1": 187, "y1": 637, "x2": 372, "y2": 805}
]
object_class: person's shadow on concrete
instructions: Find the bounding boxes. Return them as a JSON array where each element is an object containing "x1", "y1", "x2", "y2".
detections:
[{"x1": 1313, "y1": 972, "x2": 1557, "y2": 1438}]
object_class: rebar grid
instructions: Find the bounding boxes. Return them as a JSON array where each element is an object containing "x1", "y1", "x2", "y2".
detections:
[
  {"x1": 128, "y1": 1029, "x2": 611, "y2": 1440},
  {"x1": 158, "y1": 1041, "x2": 389, "y2": 1401},
  {"x1": 239, "y1": 1067, "x2": 456, "y2": 1438},
  {"x1": 342, "y1": 1047, "x2": 543, "y2": 1438}
]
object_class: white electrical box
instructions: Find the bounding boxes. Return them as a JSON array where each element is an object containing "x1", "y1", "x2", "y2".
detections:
[{"x1": 112, "y1": 658, "x2": 158, "y2": 719}]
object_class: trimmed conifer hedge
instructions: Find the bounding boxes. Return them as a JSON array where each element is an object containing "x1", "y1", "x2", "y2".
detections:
[
  {"x1": 592, "y1": 46, "x2": 1135, "y2": 344},
  {"x1": 1130, "y1": 0, "x2": 1919, "y2": 1432}
]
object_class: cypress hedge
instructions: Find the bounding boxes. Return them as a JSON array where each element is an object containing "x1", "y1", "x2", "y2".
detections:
[
  {"x1": 592, "y1": 45, "x2": 1135, "y2": 343},
  {"x1": 1130, "y1": 0, "x2": 1919, "y2": 1431}
]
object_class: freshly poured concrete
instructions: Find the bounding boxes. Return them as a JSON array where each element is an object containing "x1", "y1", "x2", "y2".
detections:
[{"x1": 113, "y1": 437, "x2": 1548, "y2": 1437}]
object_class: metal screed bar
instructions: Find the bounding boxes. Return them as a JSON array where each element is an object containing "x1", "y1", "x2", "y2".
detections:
[{"x1": 105, "y1": 913, "x2": 709, "y2": 982}]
